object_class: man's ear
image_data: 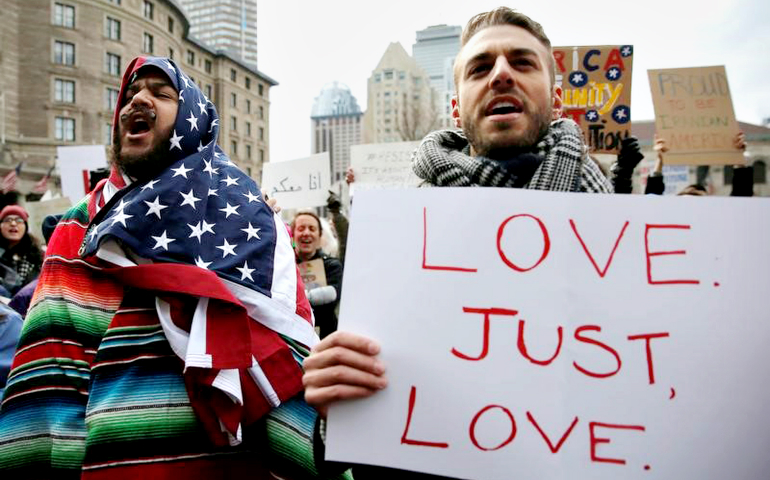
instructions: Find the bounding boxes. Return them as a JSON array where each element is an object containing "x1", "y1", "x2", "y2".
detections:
[
  {"x1": 551, "y1": 84, "x2": 564, "y2": 120},
  {"x1": 451, "y1": 96, "x2": 462, "y2": 128}
]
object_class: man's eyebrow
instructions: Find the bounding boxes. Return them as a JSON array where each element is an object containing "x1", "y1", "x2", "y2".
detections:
[
  {"x1": 126, "y1": 78, "x2": 176, "y2": 93},
  {"x1": 467, "y1": 48, "x2": 540, "y2": 67}
]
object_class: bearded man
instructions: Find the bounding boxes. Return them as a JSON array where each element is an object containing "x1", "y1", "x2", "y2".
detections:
[{"x1": 0, "y1": 57, "x2": 350, "y2": 480}]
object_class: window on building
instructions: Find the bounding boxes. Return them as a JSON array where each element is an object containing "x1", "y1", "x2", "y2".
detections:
[
  {"x1": 55, "y1": 117, "x2": 75, "y2": 141},
  {"x1": 205, "y1": 84, "x2": 212, "y2": 99},
  {"x1": 259, "y1": 149, "x2": 264, "y2": 163},
  {"x1": 246, "y1": 144, "x2": 252, "y2": 160},
  {"x1": 230, "y1": 92, "x2": 237, "y2": 107},
  {"x1": 168, "y1": 47, "x2": 174, "y2": 60},
  {"x1": 143, "y1": 0, "x2": 153, "y2": 20},
  {"x1": 107, "y1": 0, "x2": 121, "y2": 4},
  {"x1": 204, "y1": 59, "x2": 212, "y2": 74},
  {"x1": 105, "y1": 17, "x2": 120, "y2": 40},
  {"x1": 167, "y1": 16, "x2": 174, "y2": 33},
  {"x1": 105, "y1": 52, "x2": 121, "y2": 76},
  {"x1": 230, "y1": 116, "x2": 237, "y2": 131},
  {"x1": 54, "y1": 79, "x2": 75, "y2": 103},
  {"x1": 258, "y1": 106, "x2": 264, "y2": 119},
  {"x1": 54, "y1": 40, "x2": 75, "y2": 65},
  {"x1": 105, "y1": 87, "x2": 119, "y2": 110},
  {"x1": 230, "y1": 140, "x2": 237, "y2": 156},
  {"x1": 258, "y1": 84, "x2": 263, "y2": 96},
  {"x1": 245, "y1": 77, "x2": 251, "y2": 90},
  {"x1": 54, "y1": 3, "x2": 75, "y2": 28},
  {"x1": 143, "y1": 33, "x2": 154, "y2": 54},
  {"x1": 103, "y1": 123, "x2": 112, "y2": 145},
  {"x1": 187, "y1": 50, "x2": 195, "y2": 65},
  {"x1": 246, "y1": 121, "x2": 251, "y2": 137},
  {"x1": 259, "y1": 127, "x2": 264, "y2": 141},
  {"x1": 384, "y1": 70, "x2": 394, "y2": 80},
  {"x1": 399, "y1": 71, "x2": 406, "y2": 80},
  {"x1": 754, "y1": 160, "x2": 767, "y2": 184},
  {"x1": 246, "y1": 99, "x2": 251, "y2": 114},
  {"x1": 230, "y1": 69, "x2": 237, "y2": 82},
  {"x1": 374, "y1": 73, "x2": 381, "y2": 83}
]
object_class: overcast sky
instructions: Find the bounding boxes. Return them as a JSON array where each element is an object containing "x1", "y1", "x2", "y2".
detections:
[{"x1": 257, "y1": 0, "x2": 769, "y2": 163}]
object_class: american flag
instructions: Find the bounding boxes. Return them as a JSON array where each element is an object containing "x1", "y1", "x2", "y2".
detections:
[
  {"x1": 82, "y1": 57, "x2": 317, "y2": 445},
  {"x1": 31, "y1": 165, "x2": 55, "y2": 194},
  {"x1": 1, "y1": 162, "x2": 22, "y2": 193}
]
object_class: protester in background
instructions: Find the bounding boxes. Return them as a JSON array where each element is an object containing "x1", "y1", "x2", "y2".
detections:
[
  {"x1": 0, "y1": 205, "x2": 42, "y2": 296},
  {"x1": 326, "y1": 191, "x2": 349, "y2": 264},
  {"x1": 302, "y1": 7, "x2": 610, "y2": 479},
  {"x1": 0, "y1": 56, "x2": 349, "y2": 479},
  {"x1": 609, "y1": 136, "x2": 646, "y2": 194},
  {"x1": 0, "y1": 303, "x2": 22, "y2": 400},
  {"x1": 292, "y1": 211, "x2": 343, "y2": 339}
]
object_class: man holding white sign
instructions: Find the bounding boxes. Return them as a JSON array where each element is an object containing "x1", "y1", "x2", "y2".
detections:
[{"x1": 303, "y1": 7, "x2": 613, "y2": 478}]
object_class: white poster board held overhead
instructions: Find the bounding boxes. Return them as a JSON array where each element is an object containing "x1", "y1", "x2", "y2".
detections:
[
  {"x1": 261, "y1": 152, "x2": 330, "y2": 209},
  {"x1": 56, "y1": 145, "x2": 110, "y2": 203},
  {"x1": 349, "y1": 141, "x2": 421, "y2": 194},
  {"x1": 326, "y1": 188, "x2": 770, "y2": 480}
]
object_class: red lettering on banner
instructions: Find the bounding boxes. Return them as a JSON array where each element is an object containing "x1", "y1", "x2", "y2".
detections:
[
  {"x1": 627, "y1": 332, "x2": 670, "y2": 384},
  {"x1": 553, "y1": 50, "x2": 566, "y2": 73},
  {"x1": 422, "y1": 207, "x2": 478, "y2": 273},
  {"x1": 573, "y1": 325, "x2": 622, "y2": 378},
  {"x1": 452, "y1": 307, "x2": 518, "y2": 361},
  {"x1": 497, "y1": 214, "x2": 551, "y2": 272},
  {"x1": 644, "y1": 224, "x2": 700, "y2": 285},
  {"x1": 570, "y1": 219, "x2": 629, "y2": 278},
  {"x1": 589, "y1": 422, "x2": 646, "y2": 464},
  {"x1": 527, "y1": 412, "x2": 579, "y2": 454},
  {"x1": 517, "y1": 319, "x2": 563, "y2": 366},
  {"x1": 602, "y1": 48, "x2": 626, "y2": 71},
  {"x1": 401, "y1": 386, "x2": 450, "y2": 448},
  {"x1": 469, "y1": 405, "x2": 517, "y2": 451}
]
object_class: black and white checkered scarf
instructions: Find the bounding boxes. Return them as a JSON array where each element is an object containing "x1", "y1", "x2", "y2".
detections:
[{"x1": 412, "y1": 119, "x2": 611, "y2": 193}]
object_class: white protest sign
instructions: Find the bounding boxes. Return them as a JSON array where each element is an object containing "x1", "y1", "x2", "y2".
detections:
[
  {"x1": 349, "y1": 141, "x2": 421, "y2": 194},
  {"x1": 56, "y1": 145, "x2": 109, "y2": 203},
  {"x1": 261, "y1": 152, "x2": 330, "y2": 209},
  {"x1": 327, "y1": 188, "x2": 770, "y2": 480}
]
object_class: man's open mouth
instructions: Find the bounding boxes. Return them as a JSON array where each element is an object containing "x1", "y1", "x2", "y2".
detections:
[
  {"x1": 486, "y1": 98, "x2": 524, "y2": 116},
  {"x1": 129, "y1": 119, "x2": 151, "y2": 135}
]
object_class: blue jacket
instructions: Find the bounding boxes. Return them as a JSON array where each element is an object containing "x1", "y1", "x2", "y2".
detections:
[{"x1": 0, "y1": 304, "x2": 23, "y2": 399}]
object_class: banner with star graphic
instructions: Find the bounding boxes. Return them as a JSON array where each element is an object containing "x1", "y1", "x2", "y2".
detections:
[{"x1": 553, "y1": 45, "x2": 633, "y2": 153}]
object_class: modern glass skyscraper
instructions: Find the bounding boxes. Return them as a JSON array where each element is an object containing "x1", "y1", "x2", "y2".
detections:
[
  {"x1": 311, "y1": 82, "x2": 363, "y2": 183},
  {"x1": 180, "y1": 0, "x2": 258, "y2": 67},
  {"x1": 412, "y1": 24, "x2": 461, "y2": 129}
]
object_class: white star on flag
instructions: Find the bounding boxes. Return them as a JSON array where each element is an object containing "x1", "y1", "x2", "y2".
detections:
[
  {"x1": 144, "y1": 196, "x2": 168, "y2": 219},
  {"x1": 201, "y1": 220, "x2": 215, "y2": 235},
  {"x1": 180, "y1": 189, "x2": 201, "y2": 209},
  {"x1": 115, "y1": 199, "x2": 129, "y2": 212},
  {"x1": 197, "y1": 141, "x2": 205, "y2": 152},
  {"x1": 179, "y1": 90, "x2": 185, "y2": 103},
  {"x1": 208, "y1": 188, "x2": 218, "y2": 197},
  {"x1": 169, "y1": 130, "x2": 183, "y2": 150},
  {"x1": 172, "y1": 163, "x2": 193, "y2": 179},
  {"x1": 197, "y1": 100, "x2": 208, "y2": 115},
  {"x1": 141, "y1": 179, "x2": 160, "y2": 191},
  {"x1": 208, "y1": 118, "x2": 218, "y2": 133},
  {"x1": 152, "y1": 230, "x2": 176, "y2": 250},
  {"x1": 237, "y1": 261, "x2": 255, "y2": 282},
  {"x1": 216, "y1": 239, "x2": 237, "y2": 258},
  {"x1": 220, "y1": 202, "x2": 240, "y2": 218},
  {"x1": 186, "y1": 112, "x2": 199, "y2": 131},
  {"x1": 111, "y1": 209, "x2": 133, "y2": 227},
  {"x1": 195, "y1": 256, "x2": 212, "y2": 269},
  {"x1": 89, "y1": 226, "x2": 99, "y2": 241},
  {"x1": 241, "y1": 222, "x2": 261, "y2": 240},
  {"x1": 164, "y1": 60, "x2": 176, "y2": 74},
  {"x1": 221, "y1": 175, "x2": 239, "y2": 187},
  {"x1": 181, "y1": 76, "x2": 190, "y2": 89},
  {"x1": 203, "y1": 159, "x2": 219, "y2": 177},
  {"x1": 243, "y1": 191, "x2": 261, "y2": 203},
  {"x1": 188, "y1": 221, "x2": 204, "y2": 242}
]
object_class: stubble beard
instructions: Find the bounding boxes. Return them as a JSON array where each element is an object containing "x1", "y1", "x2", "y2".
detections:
[
  {"x1": 463, "y1": 101, "x2": 552, "y2": 160},
  {"x1": 112, "y1": 127, "x2": 173, "y2": 182}
]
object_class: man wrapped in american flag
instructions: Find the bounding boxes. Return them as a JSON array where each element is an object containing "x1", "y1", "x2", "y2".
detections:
[{"x1": 0, "y1": 57, "x2": 350, "y2": 479}]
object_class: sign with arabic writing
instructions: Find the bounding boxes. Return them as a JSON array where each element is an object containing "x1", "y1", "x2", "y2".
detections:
[
  {"x1": 261, "y1": 152, "x2": 331, "y2": 209},
  {"x1": 553, "y1": 45, "x2": 633, "y2": 153}
]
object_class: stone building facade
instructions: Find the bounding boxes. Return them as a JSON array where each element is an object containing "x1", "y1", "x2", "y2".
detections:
[{"x1": 0, "y1": 0, "x2": 276, "y2": 193}]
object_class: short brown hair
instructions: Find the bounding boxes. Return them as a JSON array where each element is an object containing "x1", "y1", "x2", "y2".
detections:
[
  {"x1": 291, "y1": 211, "x2": 322, "y2": 235},
  {"x1": 457, "y1": 7, "x2": 555, "y2": 86}
]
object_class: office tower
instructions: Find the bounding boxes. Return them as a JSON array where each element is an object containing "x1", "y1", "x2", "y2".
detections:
[
  {"x1": 412, "y1": 24, "x2": 461, "y2": 129},
  {"x1": 311, "y1": 82, "x2": 363, "y2": 183},
  {"x1": 180, "y1": 0, "x2": 258, "y2": 68}
]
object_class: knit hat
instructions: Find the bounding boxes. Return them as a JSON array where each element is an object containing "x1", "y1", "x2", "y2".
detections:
[{"x1": 0, "y1": 205, "x2": 28, "y2": 222}]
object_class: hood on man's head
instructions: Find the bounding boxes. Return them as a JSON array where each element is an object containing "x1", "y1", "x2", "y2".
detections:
[{"x1": 109, "y1": 56, "x2": 221, "y2": 186}]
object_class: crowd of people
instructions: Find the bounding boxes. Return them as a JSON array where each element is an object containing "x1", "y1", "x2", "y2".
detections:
[{"x1": 0, "y1": 6, "x2": 758, "y2": 479}]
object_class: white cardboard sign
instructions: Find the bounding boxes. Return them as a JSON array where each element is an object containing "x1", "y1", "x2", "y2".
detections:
[
  {"x1": 261, "y1": 152, "x2": 331, "y2": 209},
  {"x1": 56, "y1": 145, "x2": 109, "y2": 204},
  {"x1": 349, "y1": 141, "x2": 421, "y2": 195},
  {"x1": 327, "y1": 188, "x2": 770, "y2": 480}
]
